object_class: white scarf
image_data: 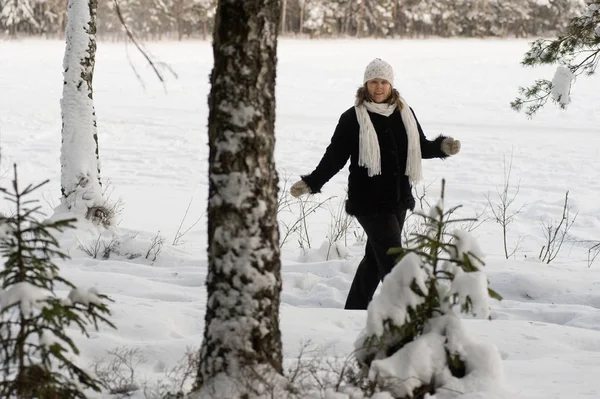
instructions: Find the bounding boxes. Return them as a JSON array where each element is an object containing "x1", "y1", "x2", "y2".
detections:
[{"x1": 354, "y1": 97, "x2": 422, "y2": 184}]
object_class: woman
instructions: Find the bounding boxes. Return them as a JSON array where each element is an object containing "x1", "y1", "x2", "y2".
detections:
[{"x1": 290, "y1": 58, "x2": 461, "y2": 310}]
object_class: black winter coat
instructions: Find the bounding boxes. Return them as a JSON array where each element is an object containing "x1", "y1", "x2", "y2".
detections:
[{"x1": 301, "y1": 106, "x2": 447, "y2": 216}]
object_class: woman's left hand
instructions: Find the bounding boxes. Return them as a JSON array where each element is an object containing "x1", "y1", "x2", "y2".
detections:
[
  {"x1": 441, "y1": 137, "x2": 461, "y2": 155},
  {"x1": 290, "y1": 180, "x2": 311, "y2": 198}
]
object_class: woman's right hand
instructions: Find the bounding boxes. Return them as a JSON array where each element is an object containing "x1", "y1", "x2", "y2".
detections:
[{"x1": 290, "y1": 180, "x2": 311, "y2": 198}]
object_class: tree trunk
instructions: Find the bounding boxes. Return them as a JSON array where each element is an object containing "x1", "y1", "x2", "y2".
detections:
[
  {"x1": 194, "y1": 0, "x2": 283, "y2": 397},
  {"x1": 59, "y1": 0, "x2": 105, "y2": 221},
  {"x1": 175, "y1": 0, "x2": 184, "y2": 40},
  {"x1": 281, "y1": 0, "x2": 287, "y2": 34},
  {"x1": 357, "y1": 0, "x2": 365, "y2": 37},
  {"x1": 56, "y1": 0, "x2": 69, "y2": 40},
  {"x1": 56, "y1": 12, "x2": 64, "y2": 40},
  {"x1": 8, "y1": 0, "x2": 17, "y2": 38},
  {"x1": 299, "y1": 0, "x2": 304, "y2": 34},
  {"x1": 201, "y1": 18, "x2": 208, "y2": 40}
]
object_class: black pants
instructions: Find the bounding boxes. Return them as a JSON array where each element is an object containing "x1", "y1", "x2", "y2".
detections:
[{"x1": 344, "y1": 209, "x2": 407, "y2": 310}]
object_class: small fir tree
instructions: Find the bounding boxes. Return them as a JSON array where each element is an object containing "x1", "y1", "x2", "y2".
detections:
[
  {"x1": 351, "y1": 180, "x2": 503, "y2": 398},
  {"x1": 0, "y1": 165, "x2": 115, "y2": 399}
]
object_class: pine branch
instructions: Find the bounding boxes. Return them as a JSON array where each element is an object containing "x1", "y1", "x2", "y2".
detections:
[{"x1": 513, "y1": 3, "x2": 600, "y2": 116}]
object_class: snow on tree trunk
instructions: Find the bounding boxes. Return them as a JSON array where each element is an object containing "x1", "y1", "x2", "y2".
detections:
[
  {"x1": 59, "y1": 0, "x2": 105, "y2": 221},
  {"x1": 194, "y1": 0, "x2": 283, "y2": 397}
]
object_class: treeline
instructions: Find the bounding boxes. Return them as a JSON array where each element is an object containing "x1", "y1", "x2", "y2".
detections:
[
  {"x1": 0, "y1": 0, "x2": 215, "y2": 40},
  {"x1": 0, "y1": 0, "x2": 585, "y2": 40},
  {"x1": 293, "y1": 0, "x2": 586, "y2": 38}
]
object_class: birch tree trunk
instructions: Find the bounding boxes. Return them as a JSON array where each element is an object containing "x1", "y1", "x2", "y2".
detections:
[
  {"x1": 59, "y1": 0, "x2": 106, "y2": 223},
  {"x1": 194, "y1": 0, "x2": 283, "y2": 397}
]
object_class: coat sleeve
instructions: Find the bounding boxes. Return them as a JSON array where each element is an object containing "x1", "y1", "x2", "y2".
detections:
[
  {"x1": 411, "y1": 108, "x2": 448, "y2": 160},
  {"x1": 300, "y1": 112, "x2": 353, "y2": 193}
]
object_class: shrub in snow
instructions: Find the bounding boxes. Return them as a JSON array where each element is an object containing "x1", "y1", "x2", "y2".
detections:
[
  {"x1": 350, "y1": 181, "x2": 503, "y2": 398},
  {"x1": 0, "y1": 166, "x2": 114, "y2": 398}
]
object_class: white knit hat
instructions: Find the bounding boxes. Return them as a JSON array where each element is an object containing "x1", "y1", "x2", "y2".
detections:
[{"x1": 363, "y1": 58, "x2": 394, "y2": 86}]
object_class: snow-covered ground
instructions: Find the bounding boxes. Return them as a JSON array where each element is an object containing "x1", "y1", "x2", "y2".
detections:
[{"x1": 1, "y1": 38, "x2": 600, "y2": 398}]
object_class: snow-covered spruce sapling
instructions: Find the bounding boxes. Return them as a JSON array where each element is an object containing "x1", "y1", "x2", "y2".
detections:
[
  {"x1": 0, "y1": 166, "x2": 115, "y2": 399},
  {"x1": 351, "y1": 180, "x2": 502, "y2": 398}
]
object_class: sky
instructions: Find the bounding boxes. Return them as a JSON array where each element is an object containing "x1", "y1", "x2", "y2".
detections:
[{"x1": 1, "y1": 38, "x2": 600, "y2": 398}]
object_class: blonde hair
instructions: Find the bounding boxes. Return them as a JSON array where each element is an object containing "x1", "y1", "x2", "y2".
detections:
[{"x1": 355, "y1": 84, "x2": 404, "y2": 110}]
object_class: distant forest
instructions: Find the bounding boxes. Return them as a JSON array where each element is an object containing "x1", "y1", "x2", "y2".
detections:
[{"x1": 1, "y1": 0, "x2": 586, "y2": 40}]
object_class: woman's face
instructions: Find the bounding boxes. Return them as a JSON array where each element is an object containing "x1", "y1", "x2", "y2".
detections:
[{"x1": 366, "y1": 78, "x2": 391, "y2": 103}]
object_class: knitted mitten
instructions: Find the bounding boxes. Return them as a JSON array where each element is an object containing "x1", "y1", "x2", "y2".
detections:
[
  {"x1": 290, "y1": 180, "x2": 311, "y2": 198},
  {"x1": 441, "y1": 137, "x2": 461, "y2": 155}
]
